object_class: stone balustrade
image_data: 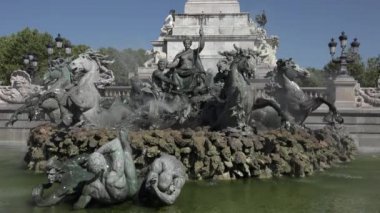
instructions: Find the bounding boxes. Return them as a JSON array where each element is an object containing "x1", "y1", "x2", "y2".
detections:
[
  {"x1": 302, "y1": 87, "x2": 328, "y2": 99},
  {"x1": 65, "y1": 85, "x2": 380, "y2": 110},
  {"x1": 355, "y1": 86, "x2": 380, "y2": 108},
  {"x1": 101, "y1": 86, "x2": 330, "y2": 103},
  {"x1": 253, "y1": 87, "x2": 328, "y2": 100},
  {"x1": 100, "y1": 86, "x2": 131, "y2": 97}
]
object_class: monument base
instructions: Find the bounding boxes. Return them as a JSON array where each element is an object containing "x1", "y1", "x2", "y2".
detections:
[
  {"x1": 184, "y1": 0, "x2": 240, "y2": 14},
  {"x1": 334, "y1": 75, "x2": 357, "y2": 108}
]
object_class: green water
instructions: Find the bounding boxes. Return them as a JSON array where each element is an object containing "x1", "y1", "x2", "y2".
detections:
[{"x1": 1, "y1": 144, "x2": 380, "y2": 213}]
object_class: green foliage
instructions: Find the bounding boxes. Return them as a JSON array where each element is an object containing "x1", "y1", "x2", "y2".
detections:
[
  {"x1": 0, "y1": 28, "x2": 89, "y2": 84},
  {"x1": 0, "y1": 28, "x2": 149, "y2": 86},
  {"x1": 294, "y1": 51, "x2": 380, "y2": 88},
  {"x1": 295, "y1": 67, "x2": 328, "y2": 87},
  {"x1": 99, "y1": 48, "x2": 149, "y2": 85},
  {"x1": 321, "y1": 53, "x2": 380, "y2": 87},
  {"x1": 361, "y1": 56, "x2": 380, "y2": 87}
]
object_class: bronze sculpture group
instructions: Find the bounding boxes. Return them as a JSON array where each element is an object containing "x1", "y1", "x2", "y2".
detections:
[
  {"x1": 32, "y1": 128, "x2": 187, "y2": 209},
  {"x1": 6, "y1": 24, "x2": 346, "y2": 210}
]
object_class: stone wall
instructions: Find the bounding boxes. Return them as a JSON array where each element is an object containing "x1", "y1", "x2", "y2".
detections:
[
  {"x1": 24, "y1": 125, "x2": 355, "y2": 180},
  {"x1": 0, "y1": 104, "x2": 46, "y2": 143},
  {"x1": 305, "y1": 107, "x2": 380, "y2": 153}
]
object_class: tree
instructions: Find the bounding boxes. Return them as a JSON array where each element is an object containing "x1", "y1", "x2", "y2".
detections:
[
  {"x1": 0, "y1": 28, "x2": 89, "y2": 84},
  {"x1": 295, "y1": 67, "x2": 327, "y2": 87},
  {"x1": 99, "y1": 48, "x2": 149, "y2": 85},
  {"x1": 321, "y1": 53, "x2": 380, "y2": 87},
  {"x1": 361, "y1": 56, "x2": 380, "y2": 87},
  {"x1": 322, "y1": 50, "x2": 366, "y2": 83}
]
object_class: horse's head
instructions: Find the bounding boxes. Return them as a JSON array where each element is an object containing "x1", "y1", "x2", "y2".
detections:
[
  {"x1": 70, "y1": 54, "x2": 93, "y2": 75},
  {"x1": 276, "y1": 58, "x2": 309, "y2": 81},
  {"x1": 234, "y1": 48, "x2": 257, "y2": 80},
  {"x1": 69, "y1": 53, "x2": 98, "y2": 83},
  {"x1": 70, "y1": 51, "x2": 115, "y2": 87}
]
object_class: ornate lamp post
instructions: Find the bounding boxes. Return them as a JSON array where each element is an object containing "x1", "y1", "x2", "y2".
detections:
[
  {"x1": 328, "y1": 32, "x2": 360, "y2": 76},
  {"x1": 47, "y1": 43, "x2": 54, "y2": 68},
  {"x1": 47, "y1": 33, "x2": 72, "y2": 68},
  {"x1": 64, "y1": 42, "x2": 72, "y2": 55},
  {"x1": 22, "y1": 53, "x2": 38, "y2": 78},
  {"x1": 328, "y1": 32, "x2": 361, "y2": 108},
  {"x1": 55, "y1": 33, "x2": 63, "y2": 49}
]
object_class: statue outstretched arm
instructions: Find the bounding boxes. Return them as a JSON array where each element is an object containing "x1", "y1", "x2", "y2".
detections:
[
  {"x1": 96, "y1": 138, "x2": 124, "y2": 175},
  {"x1": 197, "y1": 28, "x2": 205, "y2": 53},
  {"x1": 123, "y1": 144, "x2": 139, "y2": 196},
  {"x1": 117, "y1": 127, "x2": 139, "y2": 196}
]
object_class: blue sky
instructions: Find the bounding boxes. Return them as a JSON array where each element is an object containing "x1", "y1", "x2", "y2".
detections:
[{"x1": 0, "y1": 0, "x2": 379, "y2": 68}]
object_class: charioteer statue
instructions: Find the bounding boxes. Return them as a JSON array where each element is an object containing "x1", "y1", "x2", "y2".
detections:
[{"x1": 167, "y1": 22, "x2": 207, "y2": 95}]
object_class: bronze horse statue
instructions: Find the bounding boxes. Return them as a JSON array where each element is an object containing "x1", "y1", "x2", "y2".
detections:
[
  {"x1": 202, "y1": 46, "x2": 289, "y2": 131},
  {"x1": 253, "y1": 58, "x2": 343, "y2": 129},
  {"x1": 7, "y1": 50, "x2": 132, "y2": 128},
  {"x1": 6, "y1": 59, "x2": 73, "y2": 126}
]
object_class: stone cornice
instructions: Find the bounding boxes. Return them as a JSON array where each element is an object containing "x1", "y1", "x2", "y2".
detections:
[{"x1": 163, "y1": 35, "x2": 263, "y2": 41}]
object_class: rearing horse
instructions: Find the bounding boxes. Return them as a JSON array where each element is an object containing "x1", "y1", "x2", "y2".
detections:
[
  {"x1": 205, "y1": 46, "x2": 289, "y2": 130},
  {"x1": 64, "y1": 51, "x2": 116, "y2": 126},
  {"x1": 264, "y1": 58, "x2": 343, "y2": 126}
]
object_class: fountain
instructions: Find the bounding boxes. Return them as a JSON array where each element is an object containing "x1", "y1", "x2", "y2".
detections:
[
  {"x1": 2, "y1": 0, "x2": 360, "y2": 211},
  {"x1": 6, "y1": 42, "x2": 355, "y2": 210}
]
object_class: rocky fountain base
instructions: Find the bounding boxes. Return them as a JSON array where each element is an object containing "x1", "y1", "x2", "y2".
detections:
[{"x1": 25, "y1": 124, "x2": 356, "y2": 180}]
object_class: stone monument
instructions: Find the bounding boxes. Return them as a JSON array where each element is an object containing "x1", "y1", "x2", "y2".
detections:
[
  {"x1": 138, "y1": 0, "x2": 278, "y2": 80},
  {"x1": 184, "y1": 0, "x2": 241, "y2": 14},
  {"x1": 334, "y1": 75, "x2": 358, "y2": 108}
]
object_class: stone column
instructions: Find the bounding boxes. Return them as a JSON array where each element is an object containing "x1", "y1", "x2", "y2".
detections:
[
  {"x1": 334, "y1": 75, "x2": 357, "y2": 108},
  {"x1": 184, "y1": 0, "x2": 241, "y2": 14}
]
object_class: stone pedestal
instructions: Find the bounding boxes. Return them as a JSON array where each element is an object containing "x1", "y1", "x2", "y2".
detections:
[
  {"x1": 138, "y1": 0, "x2": 277, "y2": 79},
  {"x1": 185, "y1": 0, "x2": 240, "y2": 14},
  {"x1": 166, "y1": 12, "x2": 276, "y2": 74},
  {"x1": 334, "y1": 75, "x2": 357, "y2": 108}
]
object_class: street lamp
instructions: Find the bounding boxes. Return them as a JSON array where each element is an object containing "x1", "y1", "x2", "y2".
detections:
[
  {"x1": 328, "y1": 32, "x2": 360, "y2": 76},
  {"x1": 46, "y1": 43, "x2": 54, "y2": 68},
  {"x1": 22, "y1": 53, "x2": 38, "y2": 79},
  {"x1": 64, "y1": 42, "x2": 72, "y2": 55},
  {"x1": 351, "y1": 38, "x2": 360, "y2": 54},
  {"x1": 23, "y1": 55, "x2": 30, "y2": 65},
  {"x1": 55, "y1": 33, "x2": 63, "y2": 49},
  {"x1": 47, "y1": 33, "x2": 72, "y2": 68},
  {"x1": 31, "y1": 57, "x2": 38, "y2": 68},
  {"x1": 47, "y1": 43, "x2": 54, "y2": 55}
]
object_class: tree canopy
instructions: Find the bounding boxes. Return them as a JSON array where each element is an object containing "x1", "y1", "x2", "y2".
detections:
[
  {"x1": 296, "y1": 54, "x2": 380, "y2": 88},
  {"x1": 99, "y1": 47, "x2": 149, "y2": 85},
  {"x1": 0, "y1": 28, "x2": 149, "y2": 85},
  {"x1": 0, "y1": 28, "x2": 89, "y2": 84}
]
